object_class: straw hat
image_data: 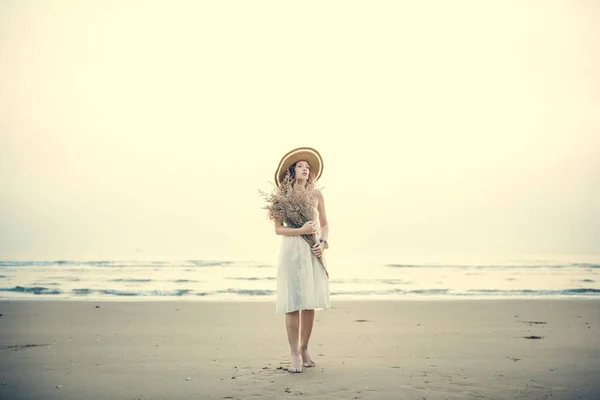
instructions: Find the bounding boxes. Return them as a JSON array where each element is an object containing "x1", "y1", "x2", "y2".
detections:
[{"x1": 275, "y1": 147, "x2": 324, "y2": 186}]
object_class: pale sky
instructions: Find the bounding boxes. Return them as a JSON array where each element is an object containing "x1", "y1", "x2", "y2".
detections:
[{"x1": 1, "y1": 1, "x2": 599, "y2": 264}]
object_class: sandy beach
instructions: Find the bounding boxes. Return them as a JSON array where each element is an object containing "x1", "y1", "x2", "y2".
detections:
[{"x1": 0, "y1": 299, "x2": 598, "y2": 400}]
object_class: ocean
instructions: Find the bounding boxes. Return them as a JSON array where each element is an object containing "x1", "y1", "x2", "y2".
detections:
[{"x1": 1, "y1": 255, "x2": 599, "y2": 301}]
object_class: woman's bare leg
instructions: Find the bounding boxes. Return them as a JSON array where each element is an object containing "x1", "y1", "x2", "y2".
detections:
[
  {"x1": 299, "y1": 309, "x2": 316, "y2": 367},
  {"x1": 285, "y1": 311, "x2": 302, "y2": 372}
]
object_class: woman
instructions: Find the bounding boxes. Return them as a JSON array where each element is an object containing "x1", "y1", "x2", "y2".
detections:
[{"x1": 267, "y1": 147, "x2": 331, "y2": 373}]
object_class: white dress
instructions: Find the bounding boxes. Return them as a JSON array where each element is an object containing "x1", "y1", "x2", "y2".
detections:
[{"x1": 276, "y1": 207, "x2": 331, "y2": 314}]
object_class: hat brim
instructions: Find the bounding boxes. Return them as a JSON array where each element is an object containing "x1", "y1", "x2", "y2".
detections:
[{"x1": 275, "y1": 147, "x2": 323, "y2": 186}]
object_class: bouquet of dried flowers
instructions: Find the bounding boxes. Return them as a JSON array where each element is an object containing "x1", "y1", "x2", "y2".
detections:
[{"x1": 260, "y1": 176, "x2": 329, "y2": 278}]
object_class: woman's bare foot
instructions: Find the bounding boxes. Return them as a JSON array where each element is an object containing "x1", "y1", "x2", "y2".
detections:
[
  {"x1": 288, "y1": 352, "x2": 303, "y2": 373},
  {"x1": 301, "y1": 349, "x2": 315, "y2": 367}
]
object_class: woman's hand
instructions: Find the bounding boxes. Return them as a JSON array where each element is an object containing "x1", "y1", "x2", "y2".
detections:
[
  {"x1": 301, "y1": 221, "x2": 318, "y2": 235},
  {"x1": 311, "y1": 242, "x2": 325, "y2": 257}
]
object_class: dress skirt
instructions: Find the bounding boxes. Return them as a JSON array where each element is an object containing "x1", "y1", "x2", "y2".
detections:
[{"x1": 275, "y1": 234, "x2": 331, "y2": 314}]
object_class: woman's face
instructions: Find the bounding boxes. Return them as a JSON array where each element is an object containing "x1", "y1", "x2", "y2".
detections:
[{"x1": 294, "y1": 160, "x2": 311, "y2": 181}]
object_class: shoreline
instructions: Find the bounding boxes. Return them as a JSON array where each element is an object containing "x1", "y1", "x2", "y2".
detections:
[{"x1": 1, "y1": 295, "x2": 599, "y2": 302}]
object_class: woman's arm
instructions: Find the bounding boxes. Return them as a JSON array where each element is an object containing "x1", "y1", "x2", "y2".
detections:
[
  {"x1": 274, "y1": 217, "x2": 314, "y2": 236},
  {"x1": 310, "y1": 191, "x2": 330, "y2": 257},
  {"x1": 316, "y1": 191, "x2": 329, "y2": 244}
]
